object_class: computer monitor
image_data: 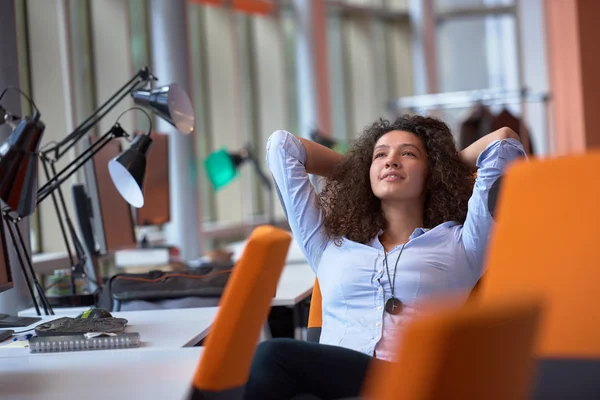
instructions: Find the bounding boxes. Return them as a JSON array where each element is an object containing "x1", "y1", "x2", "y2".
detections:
[
  {"x1": 89, "y1": 138, "x2": 137, "y2": 254},
  {"x1": 0, "y1": 219, "x2": 13, "y2": 293},
  {"x1": 135, "y1": 131, "x2": 170, "y2": 227}
]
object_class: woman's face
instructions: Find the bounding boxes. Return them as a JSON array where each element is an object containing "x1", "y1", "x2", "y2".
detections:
[{"x1": 369, "y1": 130, "x2": 429, "y2": 202}]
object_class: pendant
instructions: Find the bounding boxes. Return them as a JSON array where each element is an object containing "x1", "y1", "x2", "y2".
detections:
[{"x1": 385, "y1": 297, "x2": 403, "y2": 315}]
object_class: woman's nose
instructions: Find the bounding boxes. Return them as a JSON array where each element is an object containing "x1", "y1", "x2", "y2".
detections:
[{"x1": 386, "y1": 159, "x2": 399, "y2": 168}]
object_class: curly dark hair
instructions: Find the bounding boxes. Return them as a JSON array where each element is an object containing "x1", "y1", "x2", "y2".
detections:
[{"x1": 318, "y1": 115, "x2": 475, "y2": 245}]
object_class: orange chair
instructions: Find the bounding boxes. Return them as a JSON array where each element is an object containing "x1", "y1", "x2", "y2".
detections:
[
  {"x1": 363, "y1": 296, "x2": 544, "y2": 400},
  {"x1": 478, "y1": 151, "x2": 600, "y2": 398},
  {"x1": 306, "y1": 278, "x2": 322, "y2": 343},
  {"x1": 188, "y1": 225, "x2": 291, "y2": 399}
]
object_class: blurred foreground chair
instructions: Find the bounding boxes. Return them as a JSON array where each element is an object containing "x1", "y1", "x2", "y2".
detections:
[
  {"x1": 362, "y1": 296, "x2": 544, "y2": 400},
  {"x1": 188, "y1": 225, "x2": 291, "y2": 400},
  {"x1": 479, "y1": 151, "x2": 600, "y2": 399}
]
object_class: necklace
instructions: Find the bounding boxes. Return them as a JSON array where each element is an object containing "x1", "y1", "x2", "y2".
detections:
[{"x1": 382, "y1": 243, "x2": 406, "y2": 315}]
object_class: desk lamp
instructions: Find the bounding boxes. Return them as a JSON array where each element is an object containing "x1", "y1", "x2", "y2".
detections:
[
  {"x1": 0, "y1": 87, "x2": 50, "y2": 315},
  {"x1": 109, "y1": 128, "x2": 153, "y2": 208},
  {"x1": 131, "y1": 83, "x2": 195, "y2": 135},
  {"x1": 205, "y1": 144, "x2": 274, "y2": 224},
  {"x1": 0, "y1": 103, "x2": 45, "y2": 216},
  {"x1": 0, "y1": 67, "x2": 195, "y2": 314}
]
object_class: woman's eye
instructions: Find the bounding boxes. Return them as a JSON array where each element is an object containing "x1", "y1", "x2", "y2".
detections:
[
  {"x1": 402, "y1": 151, "x2": 416, "y2": 157},
  {"x1": 374, "y1": 153, "x2": 385, "y2": 159}
]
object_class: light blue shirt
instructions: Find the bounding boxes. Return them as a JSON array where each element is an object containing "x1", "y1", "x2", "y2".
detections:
[{"x1": 266, "y1": 130, "x2": 526, "y2": 359}]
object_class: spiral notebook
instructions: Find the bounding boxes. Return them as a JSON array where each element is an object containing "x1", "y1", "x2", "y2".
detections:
[{"x1": 29, "y1": 332, "x2": 140, "y2": 353}]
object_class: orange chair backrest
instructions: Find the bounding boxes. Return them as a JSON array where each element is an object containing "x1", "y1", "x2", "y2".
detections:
[
  {"x1": 191, "y1": 225, "x2": 291, "y2": 392},
  {"x1": 363, "y1": 296, "x2": 543, "y2": 400},
  {"x1": 479, "y1": 152, "x2": 600, "y2": 358},
  {"x1": 307, "y1": 278, "x2": 322, "y2": 329}
]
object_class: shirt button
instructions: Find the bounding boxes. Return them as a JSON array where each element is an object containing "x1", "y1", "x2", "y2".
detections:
[{"x1": 376, "y1": 322, "x2": 381, "y2": 327}]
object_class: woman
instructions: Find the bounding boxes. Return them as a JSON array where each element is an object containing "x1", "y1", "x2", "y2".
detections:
[{"x1": 246, "y1": 115, "x2": 525, "y2": 399}]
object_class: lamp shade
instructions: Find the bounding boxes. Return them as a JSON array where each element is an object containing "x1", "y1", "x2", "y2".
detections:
[
  {"x1": 131, "y1": 84, "x2": 195, "y2": 134},
  {"x1": 204, "y1": 148, "x2": 240, "y2": 191},
  {"x1": 0, "y1": 117, "x2": 45, "y2": 217},
  {"x1": 108, "y1": 134, "x2": 153, "y2": 208}
]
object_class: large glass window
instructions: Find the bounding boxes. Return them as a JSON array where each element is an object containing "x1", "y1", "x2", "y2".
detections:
[
  {"x1": 327, "y1": 1, "x2": 412, "y2": 140},
  {"x1": 413, "y1": 0, "x2": 524, "y2": 144},
  {"x1": 186, "y1": 2, "x2": 295, "y2": 240}
]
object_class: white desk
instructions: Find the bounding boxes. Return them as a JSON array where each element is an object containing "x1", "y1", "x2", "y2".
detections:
[
  {"x1": 4, "y1": 307, "x2": 219, "y2": 358},
  {"x1": 13, "y1": 238, "x2": 315, "y2": 351},
  {"x1": 0, "y1": 347, "x2": 204, "y2": 400},
  {"x1": 273, "y1": 263, "x2": 315, "y2": 306},
  {"x1": 18, "y1": 306, "x2": 89, "y2": 318},
  {"x1": 229, "y1": 237, "x2": 308, "y2": 266}
]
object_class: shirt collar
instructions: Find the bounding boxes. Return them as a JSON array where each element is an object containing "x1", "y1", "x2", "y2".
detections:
[
  {"x1": 409, "y1": 227, "x2": 429, "y2": 239},
  {"x1": 372, "y1": 227, "x2": 429, "y2": 248}
]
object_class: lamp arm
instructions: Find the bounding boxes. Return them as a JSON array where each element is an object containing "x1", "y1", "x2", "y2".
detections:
[
  {"x1": 246, "y1": 148, "x2": 272, "y2": 191},
  {"x1": 41, "y1": 158, "x2": 89, "y2": 292},
  {"x1": 245, "y1": 148, "x2": 276, "y2": 225},
  {"x1": 3, "y1": 211, "x2": 54, "y2": 315},
  {"x1": 36, "y1": 129, "x2": 117, "y2": 205},
  {"x1": 41, "y1": 67, "x2": 153, "y2": 161}
]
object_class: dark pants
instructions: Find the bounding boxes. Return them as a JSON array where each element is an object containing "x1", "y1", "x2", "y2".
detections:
[{"x1": 244, "y1": 338, "x2": 382, "y2": 400}]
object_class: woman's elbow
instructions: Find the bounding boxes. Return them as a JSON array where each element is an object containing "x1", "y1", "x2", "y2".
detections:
[
  {"x1": 266, "y1": 130, "x2": 289, "y2": 161},
  {"x1": 493, "y1": 127, "x2": 520, "y2": 142},
  {"x1": 267, "y1": 130, "x2": 290, "y2": 150}
]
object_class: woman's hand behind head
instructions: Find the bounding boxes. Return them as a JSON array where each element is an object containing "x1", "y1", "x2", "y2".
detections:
[
  {"x1": 459, "y1": 127, "x2": 521, "y2": 168},
  {"x1": 493, "y1": 127, "x2": 520, "y2": 141}
]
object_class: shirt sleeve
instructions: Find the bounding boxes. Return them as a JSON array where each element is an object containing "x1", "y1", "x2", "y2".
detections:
[
  {"x1": 266, "y1": 130, "x2": 328, "y2": 271},
  {"x1": 459, "y1": 138, "x2": 526, "y2": 279}
]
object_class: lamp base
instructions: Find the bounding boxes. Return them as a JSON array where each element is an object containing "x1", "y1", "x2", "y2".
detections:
[{"x1": 46, "y1": 293, "x2": 96, "y2": 308}]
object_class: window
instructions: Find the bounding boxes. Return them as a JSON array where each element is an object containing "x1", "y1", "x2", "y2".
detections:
[{"x1": 327, "y1": 1, "x2": 413, "y2": 140}]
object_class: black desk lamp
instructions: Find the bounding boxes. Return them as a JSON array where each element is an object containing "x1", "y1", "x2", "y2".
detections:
[
  {"x1": 205, "y1": 144, "x2": 275, "y2": 225},
  {"x1": 109, "y1": 129, "x2": 153, "y2": 208},
  {"x1": 0, "y1": 87, "x2": 49, "y2": 315},
  {"x1": 0, "y1": 66, "x2": 195, "y2": 314},
  {"x1": 0, "y1": 108, "x2": 45, "y2": 217}
]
